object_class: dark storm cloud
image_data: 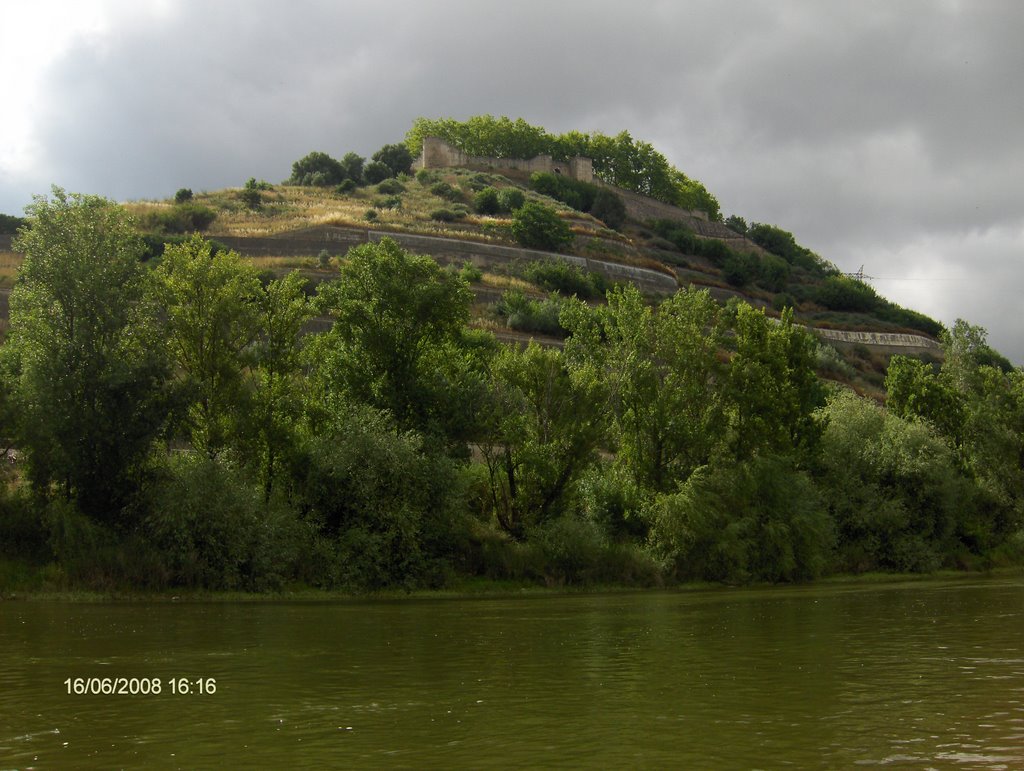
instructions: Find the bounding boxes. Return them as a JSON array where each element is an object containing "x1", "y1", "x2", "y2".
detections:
[{"x1": 5, "y1": 0, "x2": 1023, "y2": 358}]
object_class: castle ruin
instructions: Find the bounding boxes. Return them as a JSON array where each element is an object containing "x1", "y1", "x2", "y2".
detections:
[{"x1": 417, "y1": 137, "x2": 594, "y2": 183}]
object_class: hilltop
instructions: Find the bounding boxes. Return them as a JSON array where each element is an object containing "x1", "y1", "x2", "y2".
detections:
[{"x1": 102, "y1": 117, "x2": 959, "y2": 396}]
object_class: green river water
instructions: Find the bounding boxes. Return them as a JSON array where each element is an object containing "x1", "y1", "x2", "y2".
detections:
[{"x1": 2, "y1": 577, "x2": 1023, "y2": 768}]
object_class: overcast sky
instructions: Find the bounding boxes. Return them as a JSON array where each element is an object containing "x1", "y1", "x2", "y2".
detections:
[{"x1": 2, "y1": 0, "x2": 1022, "y2": 360}]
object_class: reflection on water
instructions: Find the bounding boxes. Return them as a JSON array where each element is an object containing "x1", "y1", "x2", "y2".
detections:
[{"x1": 2, "y1": 578, "x2": 1023, "y2": 767}]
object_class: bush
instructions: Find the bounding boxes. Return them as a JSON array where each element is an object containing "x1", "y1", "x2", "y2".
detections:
[
  {"x1": 335, "y1": 179, "x2": 357, "y2": 194},
  {"x1": 296, "y1": 405, "x2": 465, "y2": 589},
  {"x1": 364, "y1": 209, "x2": 378, "y2": 221},
  {"x1": 142, "y1": 203, "x2": 217, "y2": 234},
  {"x1": 376, "y1": 178, "x2": 406, "y2": 195},
  {"x1": 458, "y1": 261, "x2": 482, "y2": 283},
  {"x1": 531, "y1": 516, "x2": 605, "y2": 585},
  {"x1": 430, "y1": 208, "x2": 464, "y2": 222},
  {"x1": 722, "y1": 252, "x2": 757, "y2": 287},
  {"x1": 590, "y1": 188, "x2": 627, "y2": 229},
  {"x1": 372, "y1": 195, "x2": 402, "y2": 210},
  {"x1": 758, "y1": 253, "x2": 790, "y2": 292},
  {"x1": 430, "y1": 181, "x2": 464, "y2": 202},
  {"x1": 363, "y1": 160, "x2": 392, "y2": 185},
  {"x1": 239, "y1": 178, "x2": 262, "y2": 210},
  {"x1": 416, "y1": 168, "x2": 439, "y2": 185},
  {"x1": 498, "y1": 187, "x2": 525, "y2": 211},
  {"x1": 523, "y1": 259, "x2": 607, "y2": 300},
  {"x1": 648, "y1": 456, "x2": 834, "y2": 583},
  {"x1": 772, "y1": 292, "x2": 798, "y2": 312},
  {"x1": 144, "y1": 454, "x2": 307, "y2": 591},
  {"x1": 497, "y1": 289, "x2": 566, "y2": 336},
  {"x1": 474, "y1": 186, "x2": 502, "y2": 215},
  {"x1": 510, "y1": 201, "x2": 574, "y2": 252},
  {"x1": 815, "y1": 276, "x2": 879, "y2": 313},
  {"x1": 174, "y1": 188, "x2": 193, "y2": 204}
]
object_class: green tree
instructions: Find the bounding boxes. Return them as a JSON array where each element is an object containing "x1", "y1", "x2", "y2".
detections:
[
  {"x1": 510, "y1": 201, "x2": 574, "y2": 252},
  {"x1": 154, "y1": 236, "x2": 263, "y2": 457},
  {"x1": 561, "y1": 285, "x2": 727, "y2": 495},
  {"x1": 5, "y1": 189, "x2": 169, "y2": 524},
  {"x1": 371, "y1": 143, "x2": 414, "y2": 177},
  {"x1": 362, "y1": 160, "x2": 392, "y2": 185},
  {"x1": 289, "y1": 151, "x2": 345, "y2": 186},
  {"x1": 250, "y1": 271, "x2": 313, "y2": 499},
  {"x1": 815, "y1": 389, "x2": 965, "y2": 572},
  {"x1": 479, "y1": 343, "x2": 605, "y2": 539},
  {"x1": 726, "y1": 304, "x2": 825, "y2": 460},
  {"x1": 311, "y1": 238, "x2": 481, "y2": 447},
  {"x1": 339, "y1": 152, "x2": 365, "y2": 183}
]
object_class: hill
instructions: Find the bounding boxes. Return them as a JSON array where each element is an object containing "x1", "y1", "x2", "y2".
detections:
[{"x1": 107, "y1": 121, "x2": 953, "y2": 396}]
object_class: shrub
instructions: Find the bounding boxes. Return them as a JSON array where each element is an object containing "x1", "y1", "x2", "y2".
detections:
[
  {"x1": 364, "y1": 209, "x2": 378, "y2": 221},
  {"x1": 362, "y1": 160, "x2": 392, "y2": 185},
  {"x1": 174, "y1": 188, "x2": 193, "y2": 204},
  {"x1": 145, "y1": 454, "x2": 307, "y2": 591},
  {"x1": 510, "y1": 201, "x2": 574, "y2": 252},
  {"x1": 430, "y1": 208, "x2": 463, "y2": 222},
  {"x1": 758, "y1": 253, "x2": 790, "y2": 292},
  {"x1": 376, "y1": 178, "x2": 406, "y2": 195},
  {"x1": 297, "y1": 405, "x2": 465, "y2": 589},
  {"x1": 722, "y1": 252, "x2": 757, "y2": 287},
  {"x1": 335, "y1": 179, "x2": 357, "y2": 194},
  {"x1": 474, "y1": 186, "x2": 502, "y2": 215},
  {"x1": 458, "y1": 261, "x2": 482, "y2": 283},
  {"x1": 590, "y1": 188, "x2": 627, "y2": 229},
  {"x1": 697, "y1": 237, "x2": 732, "y2": 264},
  {"x1": 143, "y1": 203, "x2": 217, "y2": 234},
  {"x1": 372, "y1": 195, "x2": 402, "y2": 210},
  {"x1": 648, "y1": 456, "x2": 833, "y2": 583},
  {"x1": 497, "y1": 289, "x2": 566, "y2": 336},
  {"x1": 239, "y1": 178, "x2": 262, "y2": 210},
  {"x1": 498, "y1": 187, "x2": 525, "y2": 211},
  {"x1": 430, "y1": 181, "x2": 464, "y2": 202},
  {"x1": 523, "y1": 259, "x2": 606, "y2": 299},
  {"x1": 416, "y1": 168, "x2": 438, "y2": 185},
  {"x1": 531, "y1": 516, "x2": 606, "y2": 585},
  {"x1": 815, "y1": 276, "x2": 879, "y2": 313},
  {"x1": 772, "y1": 292, "x2": 798, "y2": 312},
  {"x1": 725, "y1": 215, "x2": 748, "y2": 235}
]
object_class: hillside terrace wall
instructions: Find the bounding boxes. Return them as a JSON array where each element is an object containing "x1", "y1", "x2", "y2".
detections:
[{"x1": 220, "y1": 226, "x2": 677, "y2": 295}]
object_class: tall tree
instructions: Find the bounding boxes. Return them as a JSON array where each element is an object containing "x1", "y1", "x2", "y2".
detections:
[
  {"x1": 5, "y1": 189, "x2": 169, "y2": 524},
  {"x1": 311, "y1": 237, "x2": 482, "y2": 449},
  {"x1": 561, "y1": 285, "x2": 726, "y2": 494},
  {"x1": 153, "y1": 235, "x2": 263, "y2": 457},
  {"x1": 725, "y1": 304, "x2": 825, "y2": 461},
  {"x1": 479, "y1": 343, "x2": 604, "y2": 539}
]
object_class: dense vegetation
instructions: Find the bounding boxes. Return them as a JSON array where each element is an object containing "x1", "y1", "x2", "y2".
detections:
[
  {"x1": 1, "y1": 190, "x2": 1020, "y2": 594},
  {"x1": 405, "y1": 115, "x2": 721, "y2": 220}
]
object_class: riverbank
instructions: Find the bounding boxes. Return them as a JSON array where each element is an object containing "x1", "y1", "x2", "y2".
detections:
[{"x1": 3, "y1": 559, "x2": 1021, "y2": 603}]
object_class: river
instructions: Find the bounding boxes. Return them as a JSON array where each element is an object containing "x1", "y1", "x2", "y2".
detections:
[{"x1": 2, "y1": 577, "x2": 1023, "y2": 768}]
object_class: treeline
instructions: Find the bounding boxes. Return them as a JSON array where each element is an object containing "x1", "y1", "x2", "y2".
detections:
[
  {"x1": 1, "y1": 190, "x2": 1021, "y2": 592},
  {"x1": 405, "y1": 115, "x2": 721, "y2": 221}
]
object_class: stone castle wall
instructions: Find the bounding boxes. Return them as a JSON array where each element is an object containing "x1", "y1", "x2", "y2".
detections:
[{"x1": 419, "y1": 137, "x2": 593, "y2": 182}]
